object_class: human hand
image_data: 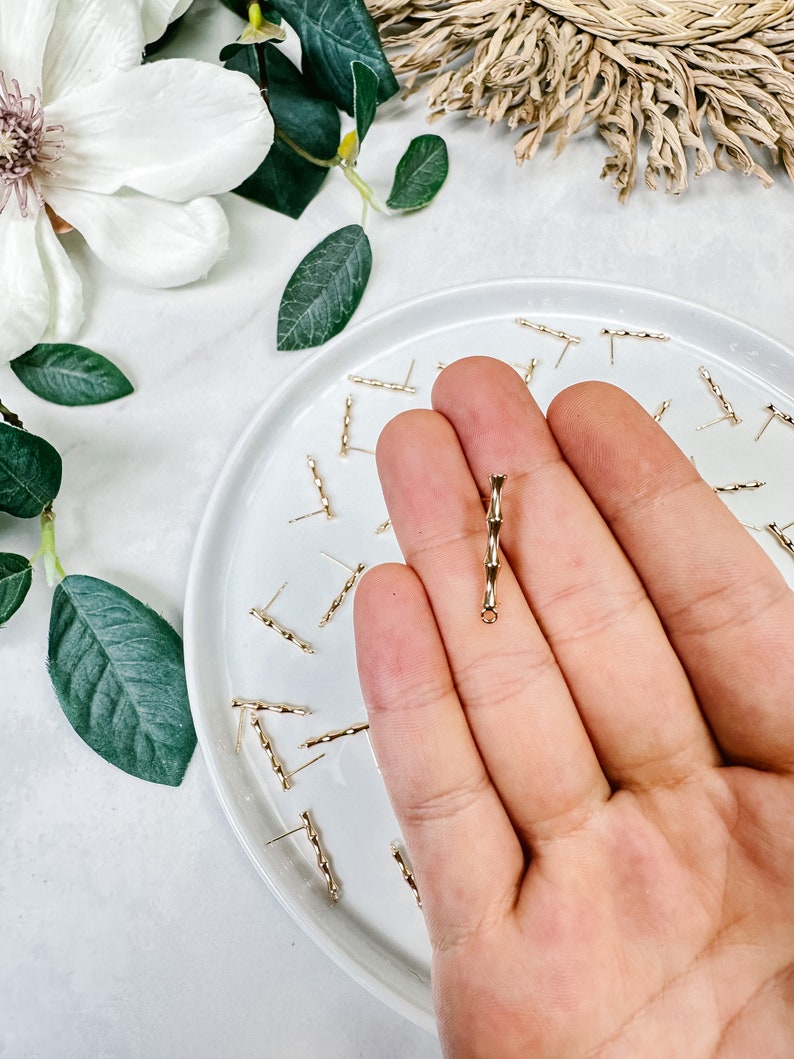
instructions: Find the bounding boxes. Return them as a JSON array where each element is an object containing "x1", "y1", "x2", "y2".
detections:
[{"x1": 353, "y1": 357, "x2": 794, "y2": 1058}]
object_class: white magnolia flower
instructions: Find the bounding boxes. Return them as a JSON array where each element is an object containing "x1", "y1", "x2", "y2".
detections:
[
  {"x1": 0, "y1": 0, "x2": 274, "y2": 364},
  {"x1": 139, "y1": 0, "x2": 194, "y2": 46}
]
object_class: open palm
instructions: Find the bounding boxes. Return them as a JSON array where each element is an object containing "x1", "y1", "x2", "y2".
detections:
[{"x1": 354, "y1": 358, "x2": 794, "y2": 1058}]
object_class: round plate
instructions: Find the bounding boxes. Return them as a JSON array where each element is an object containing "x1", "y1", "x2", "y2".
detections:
[{"x1": 183, "y1": 278, "x2": 794, "y2": 1030}]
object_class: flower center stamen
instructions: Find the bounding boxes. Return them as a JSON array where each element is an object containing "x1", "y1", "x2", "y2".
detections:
[{"x1": 0, "y1": 71, "x2": 64, "y2": 218}]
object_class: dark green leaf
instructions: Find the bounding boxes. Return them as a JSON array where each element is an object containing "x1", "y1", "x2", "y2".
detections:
[
  {"x1": 227, "y1": 43, "x2": 339, "y2": 217},
  {"x1": 263, "y1": 45, "x2": 340, "y2": 159},
  {"x1": 386, "y1": 134, "x2": 449, "y2": 211},
  {"x1": 219, "y1": 0, "x2": 250, "y2": 17},
  {"x1": 271, "y1": 0, "x2": 398, "y2": 114},
  {"x1": 277, "y1": 224, "x2": 372, "y2": 350},
  {"x1": 48, "y1": 575, "x2": 196, "y2": 786},
  {"x1": 352, "y1": 61, "x2": 378, "y2": 145},
  {"x1": 236, "y1": 136, "x2": 330, "y2": 218},
  {"x1": 223, "y1": 38, "x2": 262, "y2": 83},
  {"x1": 0, "y1": 553, "x2": 32, "y2": 625},
  {"x1": 219, "y1": 41, "x2": 248, "y2": 62},
  {"x1": 10, "y1": 344, "x2": 134, "y2": 406},
  {"x1": 0, "y1": 422, "x2": 62, "y2": 518}
]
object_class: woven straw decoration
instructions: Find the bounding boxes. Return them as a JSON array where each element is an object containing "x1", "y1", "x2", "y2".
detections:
[{"x1": 366, "y1": 0, "x2": 794, "y2": 196}]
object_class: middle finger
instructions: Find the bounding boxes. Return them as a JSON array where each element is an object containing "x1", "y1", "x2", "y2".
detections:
[{"x1": 377, "y1": 406, "x2": 610, "y2": 847}]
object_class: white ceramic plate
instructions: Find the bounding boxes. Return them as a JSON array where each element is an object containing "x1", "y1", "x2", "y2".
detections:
[{"x1": 183, "y1": 278, "x2": 794, "y2": 1031}]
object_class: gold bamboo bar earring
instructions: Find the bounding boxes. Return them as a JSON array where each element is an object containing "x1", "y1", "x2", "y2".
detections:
[
  {"x1": 510, "y1": 359, "x2": 539, "y2": 385},
  {"x1": 231, "y1": 698, "x2": 311, "y2": 754},
  {"x1": 652, "y1": 399, "x2": 671, "y2": 423},
  {"x1": 712, "y1": 480, "x2": 766, "y2": 493},
  {"x1": 696, "y1": 366, "x2": 742, "y2": 429},
  {"x1": 767, "y1": 521, "x2": 794, "y2": 558},
  {"x1": 390, "y1": 843, "x2": 422, "y2": 907},
  {"x1": 300, "y1": 720, "x2": 370, "y2": 750},
  {"x1": 348, "y1": 359, "x2": 417, "y2": 394},
  {"x1": 289, "y1": 455, "x2": 336, "y2": 523},
  {"x1": 755, "y1": 403, "x2": 794, "y2": 441},
  {"x1": 601, "y1": 327, "x2": 668, "y2": 366},
  {"x1": 250, "y1": 714, "x2": 293, "y2": 792},
  {"x1": 514, "y1": 317, "x2": 581, "y2": 368},
  {"x1": 318, "y1": 553, "x2": 366, "y2": 627},
  {"x1": 338, "y1": 393, "x2": 375, "y2": 456},
  {"x1": 249, "y1": 582, "x2": 315, "y2": 654},
  {"x1": 482, "y1": 474, "x2": 506, "y2": 623},
  {"x1": 267, "y1": 811, "x2": 340, "y2": 902}
]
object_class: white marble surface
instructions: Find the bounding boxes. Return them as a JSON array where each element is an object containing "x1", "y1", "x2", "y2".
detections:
[{"x1": 4, "y1": 6, "x2": 794, "y2": 1058}]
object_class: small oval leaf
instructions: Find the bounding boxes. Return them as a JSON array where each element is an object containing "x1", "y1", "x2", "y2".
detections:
[
  {"x1": 277, "y1": 225, "x2": 372, "y2": 350},
  {"x1": 352, "y1": 60, "x2": 379, "y2": 145},
  {"x1": 0, "y1": 422, "x2": 62, "y2": 518},
  {"x1": 386, "y1": 134, "x2": 449, "y2": 211},
  {"x1": 0, "y1": 553, "x2": 32, "y2": 625},
  {"x1": 48, "y1": 575, "x2": 196, "y2": 786},
  {"x1": 10, "y1": 343, "x2": 134, "y2": 406}
]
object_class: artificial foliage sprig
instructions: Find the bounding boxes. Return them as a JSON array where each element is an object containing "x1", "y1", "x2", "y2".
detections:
[
  {"x1": 1, "y1": 0, "x2": 444, "y2": 790},
  {"x1": 220, "y1": 0, "x2": 449, "y2": 349},
  {"x1": 0, "y1": 351, "x2": 196, "y2": 787}
]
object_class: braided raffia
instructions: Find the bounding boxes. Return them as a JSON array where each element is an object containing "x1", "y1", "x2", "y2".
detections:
[{"x1": 367, "y1": 0, "x2": 794, "y2": 197}]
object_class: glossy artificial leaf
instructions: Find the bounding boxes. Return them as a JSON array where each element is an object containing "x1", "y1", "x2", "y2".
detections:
[
  {"x1": 236, "y1": 137, "x2": 330, "y2": 218},
  {"x1": 223, "y1": 38, "x2": 261, "y2": 83},
  {"x1": 10, "y1": 344, "x2": 134, "y2": 406},
  {"x1": 48, "y1": 575, "x2": 196, "y2": 786},
  {"x1": 227, "y1": 43, "x2": 339, "y2": 217},
  {"x1": 386, "y1": 134, "x2": 449, "y2": 211},
  {"x1": 277, "y1": 224, "x2": 372, "y2": 350},
  {"x1": 352, "y1": 60, "x2": 378, "y2": 145},
  {"x1": 0, "y1": 422, "x2": 62, "y2": 518},
  {"x1": 219, "y1": 41, "x2": 248, "y2": 62},
  {"x1": 263, "y1": 45, "x2": 340, "y2": 158},
  {"x1": 219, "y1": 0, "x2": 250, "y2": 17},
  {"x1": 0, "y1": 553, "x2": 32, "y2": 625},
  {"x1": 271, "y1": 0, "x2": 398, "y2": 114}
]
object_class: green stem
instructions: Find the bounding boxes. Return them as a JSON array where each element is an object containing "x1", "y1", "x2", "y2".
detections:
[
  {"x1": 38, "y1": 505, "x2": 66, "y2": 587},
  {"x1": 0, "y1": 398, "x2": 23, "y2": 429},
  {"x1": 340, "y1": 162, "x2": 388, "y2": 215},
  {"x1": 276, "y1": 128, "x2": 339, "y2": 169}
]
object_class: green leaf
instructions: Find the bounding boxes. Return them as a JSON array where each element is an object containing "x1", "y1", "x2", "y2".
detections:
[
  {"x1": 10, "y1": 343, "x2": 134, "y2": 406},
  {"x1": 219, "y1": 0, "x2": 251, "y2": 17},
  {"x1": 223, "y1": 37, "x2": 262, "y2": 83},
  {"x1": 277, "y1": 224, "x2": 372, "y2": 350},
  {"x1": 386, "y1": 134, "x2": 449, "y2": 211},
  {"x1": 271, "y1": 0, "x2": 398, "y2": 114},
  {"x1": 236, "y1": 137, "x2": 330, "y2": 218},
  {"x1": 264, "y1": 45, "x2": 340, "y2": 159},
  {"x1": 352, "y1": 60, "x2": 378, "y2": 145},
  {"x1": 0, "y1": 422, "x2": 62, "y2": 518},
  {"x1": 227, "y1": 43, "x2": 339, "y2": 217},
  {"x1": 0, "y1": 553, "x2": 32, "y2": 625},
  {"x1": 48, "y1": 575, "x2": 196, "y2": 786},
  {"x1": 219, "y1": 41, "x2": 248, "y2": 62}
]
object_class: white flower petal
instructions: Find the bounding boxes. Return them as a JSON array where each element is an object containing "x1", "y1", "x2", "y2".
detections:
[
  {"x1": 36, "y1": 215, "x2": 84, "y2": 343},
  {"x1": 43, "y1": 0, "x2": 144, "y2": 104},
  {"x1": 0, "y1": 207, "x2": 51, "y2": 364},
  {"x1": 0, "y1": 0, "x2": 55, "y2": 93},
  {"x1": 45, "y1": 59, "x2": 273, "y2": 200},
  {"x1": 138, "y1": 0, "x2": 193, "y2": 45},
  {"x1": 44, "y1": 185, "x2": 230, "y2": 288}
]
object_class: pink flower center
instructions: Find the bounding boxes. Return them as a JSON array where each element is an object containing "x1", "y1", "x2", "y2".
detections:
[{"x1": 0, "y1": 71, "x2": 64, "y2": 219}]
